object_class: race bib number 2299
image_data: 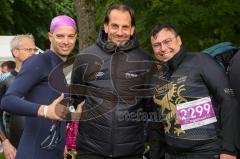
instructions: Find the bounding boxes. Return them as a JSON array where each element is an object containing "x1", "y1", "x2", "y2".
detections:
[{"x1": 176, "y1": 97, "x2": 217, "y2": 130}]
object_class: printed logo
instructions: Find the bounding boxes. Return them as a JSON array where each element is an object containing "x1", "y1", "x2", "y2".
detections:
[
  {"x1": 125, "y1": 72, "x2": 139, "y2": 79},
  {"x1": 95, "y1": 72, "x2": 104, "y2": 78}
]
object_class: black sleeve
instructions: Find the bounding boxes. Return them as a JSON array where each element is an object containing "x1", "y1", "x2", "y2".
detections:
[
  {"x1": 229, "y1": 51, "x2": 240, "y2": 103},
  {"x1": 0, "y1": 111, "x2": 7, "y2": 142},
  {"x1": 0, "y1": 81, "x2": 7, "y2": 103},
  {"x1": 199, "y1": 53, "x2": 238, "y2": 155}
]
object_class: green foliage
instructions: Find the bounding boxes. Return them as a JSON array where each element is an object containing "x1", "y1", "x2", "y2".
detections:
[
  {"x1": 1, "y1": 0, "x2": 240, "y2": 53},
  {"x1": 0, "y1": 0, "x2": 75, "y2": 50},
  {"x1": 0, "y1": 153, "x2": 5, "y2": 159},
  {"x1": 131, "y1": 0, "x2": 240, "y2": 53},
  {"x1": 96, "y1": 0, "x2": 122, "y2": 30},
  {"x1": 95, "y1": 0, "x2": 240, "y2": 53}
]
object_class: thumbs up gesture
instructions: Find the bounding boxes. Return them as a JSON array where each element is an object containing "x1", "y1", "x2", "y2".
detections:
[
  {"x1": 38, "y1": 93, "x2": 69, "y2": 120},
  {"x1": 70, "y1": 100, "x2": 85, "y2": 121}
]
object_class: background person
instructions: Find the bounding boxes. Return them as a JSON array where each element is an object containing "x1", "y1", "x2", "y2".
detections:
[
  {"x1": 228, "y1": 50, "x2": 240, "y2": 158},
  {"x1": 0, "y1": 61, "x2": 16, "y2": 81},
  {"x1": 0, "y1": 34, "x2": 36, "y2": 159}
]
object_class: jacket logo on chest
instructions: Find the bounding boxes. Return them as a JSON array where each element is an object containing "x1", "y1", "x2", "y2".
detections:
[
  {"x1": 95, "y1": 72, "x2": 105, "y2": 78},
  {"x1": 176, "y1": 76, "x2": 187, "y2": 84},
  {"x1": 125, "y1": 72, "x2": 139, "y2": 79}
]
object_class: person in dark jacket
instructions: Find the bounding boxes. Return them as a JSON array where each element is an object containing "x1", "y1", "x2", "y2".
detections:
[
  {"x1": 150, "y1": 23, "x2": 238, "y2": 159},
  {"x1": 0, "y1": 61, "x2": 16, "y2": 75},
  {"x1": 0, "y1": 34, "x2": 36, "y2": 159},
  {"x1": 71, "y1": 3, "x2": 164, "y2": 159},
  {"x1": 228, "y1": 50, "x2": 240, "y2": 158},
  {"x1": 0, "y1": 15, "x2": 82, "y2": 159}
]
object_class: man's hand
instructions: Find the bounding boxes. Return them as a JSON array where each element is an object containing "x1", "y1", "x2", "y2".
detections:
[
  {"x1": 220, "y1": 154, "x2": 237, "y2": 159},
  {"x1": 71, "y1": 100, "x2": 85, "y2": 121},
  {"x1": 63, "y1": 145, "x2": 68, "y2": 158},
  {"x1": 2, "y1": 139, "x2": 16, "y2": 159},
  {"x1": 38, "y1": 93, "x2": 69, "y2": 120}
]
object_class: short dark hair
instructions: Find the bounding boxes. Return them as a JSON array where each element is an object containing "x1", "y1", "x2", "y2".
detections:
[
  {"x1": 103, "y1": 3, "x2": 135, "y2": 26},
  {"x1": 151, "y1": 23, "x2": 178, "y2": 38},
  {"x1": 1, "y1": 60, "x2": 16, "y2": 70}
]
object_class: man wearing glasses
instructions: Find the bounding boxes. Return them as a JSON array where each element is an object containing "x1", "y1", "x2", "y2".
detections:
[
  {"x1": 150, "y1": 23, "x2": 238, "y2": 159},
  {"x1": 0, "y1": 34, "x2": 36, "y2": 159},
  {"x1": 1, "y1": 15, "x2": 83, "y2": 159}
]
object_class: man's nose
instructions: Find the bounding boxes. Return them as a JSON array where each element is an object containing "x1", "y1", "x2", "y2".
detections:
[
  {"x1": 116, "y1": 28, "x2": 124, "y2": 36},
  {"x1": 63, "y1": 37, "x2": 70, "y2": 44},
  {"x1": 160, "y1": 42, "x2": 168, "y2": 51}
]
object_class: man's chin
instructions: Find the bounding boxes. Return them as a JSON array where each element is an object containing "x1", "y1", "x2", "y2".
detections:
[
  {"x1": 58, "y1": 52, "x2": 71, "y2": 57},
  {"x1": 114, "y1": 40, "x2": 128, "y2": 47}
]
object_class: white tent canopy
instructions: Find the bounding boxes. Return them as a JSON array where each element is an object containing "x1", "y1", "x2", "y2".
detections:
[{"x1": 0, "y1": 36, "x2": 14, "y2": 63}]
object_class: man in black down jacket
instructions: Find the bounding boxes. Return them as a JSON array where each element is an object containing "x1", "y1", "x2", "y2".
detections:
[
  {"x1": 71, "y1": 3, "x2": 164, "y2": 159},
  {"x1": 150, "y1": 23, "x2": 238, "y2": 159},
  {"x1": 228, "y1": 50, "x2": 240, "y2": 158}
]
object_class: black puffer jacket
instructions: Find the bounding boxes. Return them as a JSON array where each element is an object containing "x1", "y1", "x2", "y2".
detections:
[
  {"x1": 71, "y1": 30, "x2": 157, "y2": 157},
  {"x1": 228, "y1": 50, "x2": 240, "y2": 156},
  {"x1": 153, "y1": 48, "x2": 237, "y2": 155}
]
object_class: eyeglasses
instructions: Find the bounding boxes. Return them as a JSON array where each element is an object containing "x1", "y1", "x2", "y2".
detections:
[
  {"x1": 16, "y1": 48, "x2": 38, "y2": 52},
  {"x1": 152, "y1": 36, "x2": 176, "y2": 49}
]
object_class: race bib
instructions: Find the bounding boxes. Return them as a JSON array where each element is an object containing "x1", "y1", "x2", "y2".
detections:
[{"x1": 176, "y1": 97, "x2": 217, "y2": 130}]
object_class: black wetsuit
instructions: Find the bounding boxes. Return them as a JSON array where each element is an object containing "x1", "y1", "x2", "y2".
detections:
[{"x1": 1, "y1": 51, "x2": 67, "y2": 159}]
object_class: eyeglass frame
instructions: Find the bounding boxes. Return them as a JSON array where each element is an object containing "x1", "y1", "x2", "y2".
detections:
[
  {"x1": 15, "y1": 48, "x2": 38, "y2": 52},
  {"x1": 152, "y1": 36, "x2": 177, "y2": 50}
]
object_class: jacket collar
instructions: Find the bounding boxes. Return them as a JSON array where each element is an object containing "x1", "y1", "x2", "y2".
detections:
[
  {"x1": 96, "y1": 29, "x2": 139, "y2": 53},
  {"x1": 167, "y1": 47, "x2": 187, "y2": 72}
]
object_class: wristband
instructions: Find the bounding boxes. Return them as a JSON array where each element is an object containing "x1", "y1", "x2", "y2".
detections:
[{"x1": 44, "y1": 106, "x2": 48, "y2": 118}]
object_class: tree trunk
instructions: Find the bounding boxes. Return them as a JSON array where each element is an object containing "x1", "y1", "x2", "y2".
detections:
[{"x1": 74, "y1": 0, "x2": 97, "y2": 51}]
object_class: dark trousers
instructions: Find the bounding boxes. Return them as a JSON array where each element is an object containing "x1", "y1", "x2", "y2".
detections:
[
  {"x1": 76, "y1": 154, "x2": 142, "y2": 159},
  {"x1": 9, "y1": 115, "x2": 25, "y2": 147},
  {"x1": 165, "y1": 153, "x2": 219, "y2": 159},
  {"x1": 148, "y1": 122, "x2": 166, "y2": 159}
]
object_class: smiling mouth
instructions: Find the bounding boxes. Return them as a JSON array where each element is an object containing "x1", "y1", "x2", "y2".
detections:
[
  {"x1": 160, "y1": 52, "x2": 169, "y2": 56},
  {"x1": 61, "y1": 47, "x2": 71, "y2": 51}
]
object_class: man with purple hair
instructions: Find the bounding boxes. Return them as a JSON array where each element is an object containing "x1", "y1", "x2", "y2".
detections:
[{"x1": 1, "y1": 15, "x2": 82, "y2": 159}]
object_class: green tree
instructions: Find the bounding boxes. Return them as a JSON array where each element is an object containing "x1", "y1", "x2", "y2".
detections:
[
  {"x1": 0, "y1": 0, "x2": 75, "y2": 50},
  {"x1": 130, "y1": 0, "x2": 240, "y2": 52},
  {"x1": 74, "y1": 0, "x2": 96, "y2": 50},
  {"x1": 1, "y1": 0, "x2": 240, "y2": 53}
]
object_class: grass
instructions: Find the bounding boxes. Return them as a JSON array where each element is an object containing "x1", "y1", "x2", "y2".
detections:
[{"x1": 0, "y1": 154, "x2": 4, "y2": 159}]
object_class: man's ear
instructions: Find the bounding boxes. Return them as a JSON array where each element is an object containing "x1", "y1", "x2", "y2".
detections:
[
  {"x1": 130, "y1": 26, "x2": 135, "y2": 36},
  {"x1": 48, "y1": 32, "x2": 53, "y2": 43},
  {"x1": 104, "y1": 23, "x2": 108, "y2": 34},
  {"x1": 177, "y1": 35, "x2": 182, "y2": 46},
  {"x1": 12, "y1": 49, "x2": 18, "y2": 58}
]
